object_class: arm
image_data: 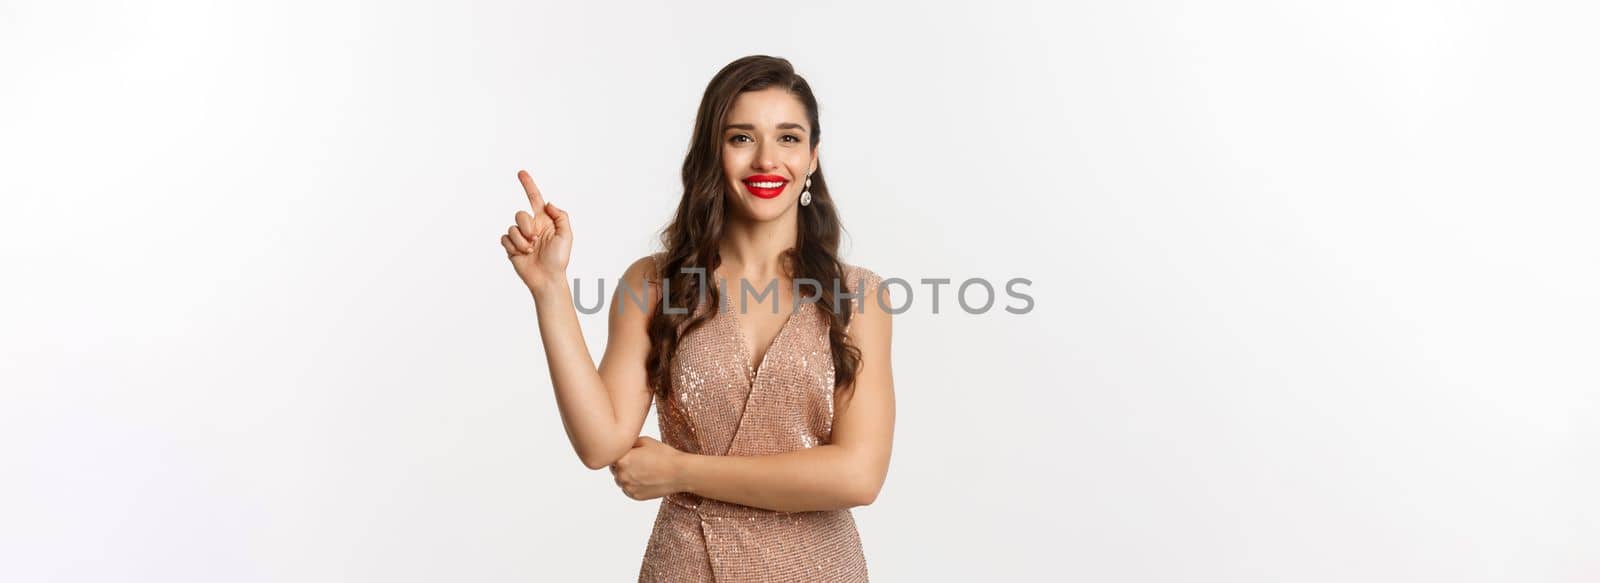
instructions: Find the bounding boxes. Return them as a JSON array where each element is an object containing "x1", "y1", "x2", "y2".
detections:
[
  {"x1": 660, "y1": 281, "x2": 896, "y2": 513},
  {"x1": 501, "y1": 170, "x2": 655, "y2": 470},
  {"x1": 677, "y1": 443, "x2": 884, "y2": 512},
  {"x1": 531, "y1": 256, "x2": 659, "y2": 470}
]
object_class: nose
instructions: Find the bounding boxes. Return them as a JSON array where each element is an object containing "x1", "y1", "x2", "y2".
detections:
[{"x1": 752, "y1": 143, "x2": 778, "y2": 171}]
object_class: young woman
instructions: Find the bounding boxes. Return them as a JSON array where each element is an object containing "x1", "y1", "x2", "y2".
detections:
[{"x1": 498, "y1": 55, "x2": 894, "y2": 582}]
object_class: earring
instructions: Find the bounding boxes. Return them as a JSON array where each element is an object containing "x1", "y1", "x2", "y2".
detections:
[{"x1": 800, "y1": 171, "x2": 813, "y2": 206}]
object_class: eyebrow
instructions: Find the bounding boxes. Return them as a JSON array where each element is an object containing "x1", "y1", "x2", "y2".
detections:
[{"x1": 724, "y1": 122, "x2": 808, "y2": 133}]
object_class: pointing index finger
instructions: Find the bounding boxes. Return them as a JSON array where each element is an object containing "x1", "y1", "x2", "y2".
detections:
[{"x1": 518, "y1": 170, "x2": 546, "y2": 211}]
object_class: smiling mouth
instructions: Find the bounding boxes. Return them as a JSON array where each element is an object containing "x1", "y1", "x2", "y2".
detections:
[{"x1": 742, "y1": 177, "x2": 788, "y2": 199}]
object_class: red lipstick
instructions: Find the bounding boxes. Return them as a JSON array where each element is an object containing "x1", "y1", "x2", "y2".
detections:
[{"x1": 742, "y1": 174, "x2": 788, "y2": 199}]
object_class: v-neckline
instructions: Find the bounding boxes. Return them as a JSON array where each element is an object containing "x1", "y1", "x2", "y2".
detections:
[{"x1": 720, "y1": 283, "x2": 802, "y2": 384}]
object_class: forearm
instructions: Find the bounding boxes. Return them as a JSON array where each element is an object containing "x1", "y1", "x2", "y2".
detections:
[
  {"x1": 531, "y1": 280, "x2": 629, "y2": 469},
  {"x1": 677, "y1": 445, "x2": 878, "y2": 513}
]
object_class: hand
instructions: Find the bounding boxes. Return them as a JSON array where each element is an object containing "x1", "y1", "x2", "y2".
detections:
[
  {"x1": 499, "y1": 169, "x2": 572, "y2": 295},
  {"x1": 609, "y1": 436, "x2": 687, "y2": 501}
]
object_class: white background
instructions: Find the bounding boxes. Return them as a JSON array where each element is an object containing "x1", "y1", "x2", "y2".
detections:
[{"x1": 3, "y1": 1, "x2": 1597, "y2": 581}]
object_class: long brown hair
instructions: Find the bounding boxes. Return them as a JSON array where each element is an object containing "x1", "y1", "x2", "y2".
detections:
[{"x1": 644, "y1": 55, "x2": 861, "y2": 399}]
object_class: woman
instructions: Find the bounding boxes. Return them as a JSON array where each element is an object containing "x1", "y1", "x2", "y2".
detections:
[{"x1": 498, "y1": 55, "x2": 894, "y2": 582}]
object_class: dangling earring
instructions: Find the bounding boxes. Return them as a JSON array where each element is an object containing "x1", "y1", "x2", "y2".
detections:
[{"x1": 800, "y1": 170, "x2": 813, "y2": 206}]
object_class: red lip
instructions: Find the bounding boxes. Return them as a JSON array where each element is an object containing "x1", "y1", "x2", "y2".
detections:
[{"x1": 742, "y1": 175, "x2": 788, "y2": 199}]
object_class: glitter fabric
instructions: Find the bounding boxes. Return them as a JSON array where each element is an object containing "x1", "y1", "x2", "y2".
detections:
[{"x1": 636, "y1": 252, "x2": 884, "y2": 582}]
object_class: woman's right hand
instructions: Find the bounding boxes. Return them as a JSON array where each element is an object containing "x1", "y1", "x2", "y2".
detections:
[{"x1": 500, "y1": 169, "x2": 573, "y2": 296}]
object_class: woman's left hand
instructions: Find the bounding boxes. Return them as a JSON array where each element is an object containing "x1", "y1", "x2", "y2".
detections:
[{"x1": 610, "y1": 436, "x2": 688, "y2": 501}]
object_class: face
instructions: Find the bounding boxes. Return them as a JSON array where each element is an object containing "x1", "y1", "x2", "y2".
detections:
[{"x1": 720, "y1": 88, "x2": 818, "y2": 223}]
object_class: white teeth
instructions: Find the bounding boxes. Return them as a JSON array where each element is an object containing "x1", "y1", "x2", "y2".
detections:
[{"x1": 748, "y1": 181, "x2": 784, "y2": 188}]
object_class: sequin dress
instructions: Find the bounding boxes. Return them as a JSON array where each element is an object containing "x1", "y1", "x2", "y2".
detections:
[{"x1": 636, "y1": 253, "x2": 883, "y2": 582}]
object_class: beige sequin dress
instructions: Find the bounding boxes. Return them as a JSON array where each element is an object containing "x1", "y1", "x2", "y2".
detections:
[{"x1": 637, "y1": 253, "x2": 883, "y2": 582}]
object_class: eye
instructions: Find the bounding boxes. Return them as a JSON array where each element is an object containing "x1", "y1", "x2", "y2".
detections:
[{"x1": 727, "y1": 134, "x2": 802, "y2": 144}]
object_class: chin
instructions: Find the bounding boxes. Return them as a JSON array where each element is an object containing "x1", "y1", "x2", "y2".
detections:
[
  {"x1": 744, "y1": 199, "x2": 793, "y2": 222},
  {"x1": 729, "y1": 189, "x2": 793, "y2": 221}
]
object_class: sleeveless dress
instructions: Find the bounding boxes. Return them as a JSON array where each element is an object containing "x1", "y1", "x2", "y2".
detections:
[{"x1": 636, "y1": 253, "x2": 884, "y2": 582}]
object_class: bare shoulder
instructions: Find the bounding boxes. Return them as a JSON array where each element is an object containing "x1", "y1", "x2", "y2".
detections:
[
  {"x1": 613, "y1": 253, "x2": 664, "y2": 319},
  {"x1": 842, "y1": 262, "x2": 892, "y2": 335},
  {"x1": 843, "y1": 263, "x2": 886, "y2": 293},
  {"x1": 622, "y1": 252, "x2": 663, "y2": 284}
]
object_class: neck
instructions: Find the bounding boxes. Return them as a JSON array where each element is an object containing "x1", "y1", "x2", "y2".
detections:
[{"x1": 718, "y1": 211, "x2": 798, "y2": 283}]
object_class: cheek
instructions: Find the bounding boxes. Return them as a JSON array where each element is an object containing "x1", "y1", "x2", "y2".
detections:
[{"x1": 722, "y1": 145, "x2": 745, "y2": 168}]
